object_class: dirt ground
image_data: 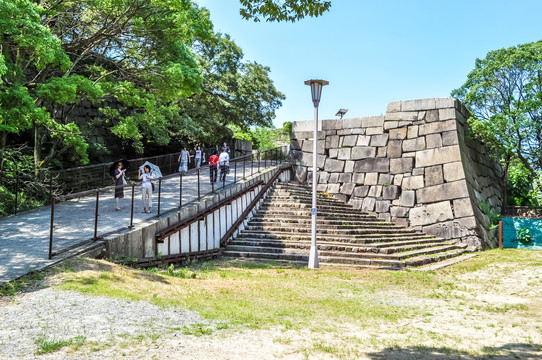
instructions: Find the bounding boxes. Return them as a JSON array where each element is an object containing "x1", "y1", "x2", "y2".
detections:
[{"x1": 0, "y1": 252, "x2": 541, "y2": 360}]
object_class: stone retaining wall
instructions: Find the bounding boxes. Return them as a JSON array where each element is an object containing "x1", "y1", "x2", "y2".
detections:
[{"x1": 290, "y1": 98, "x2": 503, "y2": 249}]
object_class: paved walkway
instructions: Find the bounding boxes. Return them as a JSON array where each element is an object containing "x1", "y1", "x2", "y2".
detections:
[{"x1": 0, "y1": 161, "x2": 274, "y2": 285}]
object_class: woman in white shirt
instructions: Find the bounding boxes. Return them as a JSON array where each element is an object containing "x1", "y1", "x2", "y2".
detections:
[{"x1": 138, "y1": 165, "x2": 155, "y2": 213}]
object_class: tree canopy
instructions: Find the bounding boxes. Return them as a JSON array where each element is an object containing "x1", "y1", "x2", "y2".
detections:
[
  {"x1": 0, "y1": 0, "x2": 286, "y2": 173},
  {"x1": 239, "y1": 0, "x2": 331, "y2": 22},
  {"x1": 452, "y1": 40, "x2": 542, "y2": 205}
]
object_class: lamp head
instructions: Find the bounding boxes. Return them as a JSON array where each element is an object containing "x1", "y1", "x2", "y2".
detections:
[{"x1": 304, "y1": 79, "x2": 329, "y2": 107}]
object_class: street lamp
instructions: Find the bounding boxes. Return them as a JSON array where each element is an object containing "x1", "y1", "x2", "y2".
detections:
[
  {"x1": 304, "y1": 79, "x2": 329, "y2": 269},
  {"x1": 335, "y1": 109, "x2": 348, "y2": 119}
]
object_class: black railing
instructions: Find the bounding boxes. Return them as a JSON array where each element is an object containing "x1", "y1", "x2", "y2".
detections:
[{"x1": 47, "y1": 146, "x2": 289, "y2": 258}]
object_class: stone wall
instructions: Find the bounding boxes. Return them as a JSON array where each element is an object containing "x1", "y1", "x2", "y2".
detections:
[{"x1": 290, "y1": 98, "x2": 503, "y2": 249}]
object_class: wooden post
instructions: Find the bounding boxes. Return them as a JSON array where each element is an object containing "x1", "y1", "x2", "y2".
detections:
[{"x1": 499, "y1": 220, "x2": 503, "y2": 250}]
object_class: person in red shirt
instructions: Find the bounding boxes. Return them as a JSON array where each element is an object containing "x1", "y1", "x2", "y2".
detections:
[{"x1": 208, "y1": 151, "x2": 219, "y2": 184}]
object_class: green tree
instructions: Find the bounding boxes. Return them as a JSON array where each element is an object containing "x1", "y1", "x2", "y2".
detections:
[
  {"x1": 452, "y1": 40, "x2": 542, "y2": 205},
  {"x1": 239, "y1": 0, "x2": 331, "y2": 22}
]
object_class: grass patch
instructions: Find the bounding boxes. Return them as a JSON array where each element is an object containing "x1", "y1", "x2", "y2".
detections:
[
  {"x1": 0, "y1": 271, "x2": 45, "y2": 296},
  {"x1": 35, "y1": 336, "x2": 86, "y2": 354}
]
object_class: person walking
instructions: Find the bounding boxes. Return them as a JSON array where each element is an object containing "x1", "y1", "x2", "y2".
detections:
[
  {"x1": 178, "y1": 147, "x2": 190, "y2": 173},
  {"x1": 195, "y1": 145, "x2": 203, "y2": 168},
  {"x1": 221, "y1": 142, "x2": 230, "y2": 154},
  {"x1": 138, "y1": 165, "x2": 155, "y2": 213},
  {"x1": 208, "y1": 150, "x2": 219, "y2": 184},
  {"x1": 219, "y1": 150, "x2": 230, "y2": 183},
  {"x1": 114, "y1": 161, "x2": 126, "y2": 211}
]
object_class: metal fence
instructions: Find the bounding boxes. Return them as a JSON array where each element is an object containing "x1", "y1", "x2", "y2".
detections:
[{"x1": 48, "y1": 146, "x2": 289, "y2": 258}]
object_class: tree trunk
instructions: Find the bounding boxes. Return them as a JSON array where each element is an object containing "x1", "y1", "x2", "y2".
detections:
[
  {"x1": 34, "y1": 122, "x2": 41, "y2": 177},
  {"x1": 0, "y1": 131, "x2": 7, "y2": 171}
]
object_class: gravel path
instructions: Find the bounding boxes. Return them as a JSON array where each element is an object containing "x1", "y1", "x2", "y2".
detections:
[{"x1": 0, "y1": 288, "x2": 205, "y2": 359}]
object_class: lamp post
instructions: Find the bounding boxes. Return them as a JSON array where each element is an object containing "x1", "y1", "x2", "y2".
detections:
[{"x1": 304, "y1": 79, "x2": 329, "y2": 269}]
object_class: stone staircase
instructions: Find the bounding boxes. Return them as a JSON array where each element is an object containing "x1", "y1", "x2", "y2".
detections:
[{"x1": 224, "y1": 182, "x2": 472, "y2": 269}]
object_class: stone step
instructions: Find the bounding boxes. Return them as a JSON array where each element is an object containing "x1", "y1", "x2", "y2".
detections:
[
  {"x1": 222, "y1": 250, "x2": 406, "y2": 268},
  {"x1": 247, "y1": 219, "x2": 404, "y2": 230},
  {"x1": 235, "y1": 231, "x2": 438, "y2": 245},
  {"x1": 228, "y1": 238, "x2": 453, "y2": 254},
  {"x1": 261, "y1": 201, "x2": 355, "y2": 211},
  {"x1": 403, "y1": 248, "x2": 471, "y2": 267},
  {"x1": 265, "y1": 196, "x2": 345, "y2": 206},
  {"x1": 254, "y1": 211, "x2": 379, "y2": 221},
  {"x1": 243, "y1": 224, "x2": 418, "y2": 236},
  {"x1": 259, "y1": 204, "x2": 365, "y2": 215},
  {"x1": 226, "y1": 242, "x2": 462, "y2": 261},
  {"x1": 249, "y1": 216, "x2": 386, "y2": 225}
]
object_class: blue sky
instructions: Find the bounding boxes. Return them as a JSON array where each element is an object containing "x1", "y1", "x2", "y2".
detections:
[{"x1": 197, "y1": 0, "x2": 542, "y2": 128}]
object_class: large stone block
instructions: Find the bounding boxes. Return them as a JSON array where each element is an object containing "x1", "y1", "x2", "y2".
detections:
[
  {"x1": 389, "y1": 127, "x2": 407, "y2": 140},
  {"x1": 425, "y1": 110, "x2": 439, "y2": 122},
  {"x1": 353, "y1": 185, "x2": 370, "y2": 197},
  {"x1": 319, "y1": 171, "x2": 330, "y2": 184},
  {"x1": 364, "y1": 172, "x2": 379, "y2": 185},
  {"x1": 435, "y1": 98, "x2": 458, "y2": 109},
  {"x1": 409, "y1": 201, "x2": 454, "y2": 227},
  {"x1": 366, "y1": 127, "x2": 384, "y2": 135},
  {"x1": 387, "y1": 101, "x2": 401, "y2": 113},
  {"x1": 362, "y1": 197, "x2": 376, "y2": 212},
  {"x1": 353, "y1": 173, "x2": 365, "y2": 184},
  {"x1": 340, "y1": 182, "x2": 356, "y2": 195},
  {"x1": 357, "y1": 135, "x2": 371, "y2": 146},
  {"x1": 402, "y1": 175, "x2": 424, "y2": 190},
  {"x1": 343, "y1": 118, "x2": 362, "y2": 129},
  {"x1": 453, "y1": 198, "x2": 475, "y2": 218},
  {"x1": 301, "y1": 139, "x2": 325, "y2": 154},
  {"x1": 390, "y1": 157, "x2": 414, "y2": 174},
  {"x1": 329, "y1": 173, "x2": 339, "y2": 183},
  {"x1": 439, "y1": 108, "x2": 461, "y2": 120},
  {"x1": 415, "y1": 145, "x2": 461, "y2": 167},
  {"x1": 425, "y1": 133, "x2": 443, "y2": 149},
  {"x1": 345, "y1": 161, "x2": 355, "y2": 173},
  {"x1": 416, "y1": 181, "x2": 469, "y2": 204},
  {"x1": 376, "y1": 200, "x2": 391, "y2": 213},
  {"x1": 425, "y1": 165, "x2": 444, "y2": 186},
  {"x1": 382, "y1": 185, "x2": 400, "y2": 199},
  {"x1": 338, "y1": 148, "x2": 351, "y2": 160},
  {"x1": 391, "y1": 206, "x2": 409, "y2": 218},
  {"x1": 384, "y1": 121, "x2": 399, "y2": 130},
  {"x1": 294, "y1": 166, "x2": 307, "y2": 183},
  {"x1": 387, "y1": 140, "x2": 402, "y2": 158},
  {"x1": 324, "y1": 158, "x2": 345, "y2": 172},
  {"x1": 367, "y1": 185, "x2": 382, "y2": 197},
  {"x1": 329, "y1": 148, "x2": 338, "y2": 159},
  {"x1": 341, "y1": 135, "x2": 358, "y2": 147},
  {"x1": 338, "y1": 173, "x2": 352, "y2": 183},
  {"x1": 384, "y1": 112, "x2": 418, "y2": 121},
  {"x1": 370, "y1": 134, "x2": 389, "y2": 147},
  {"x1": 377, "y1": 146, "x2": 387, "y2": 157},
  {"x1": 327, "y1": 183, "x2": 340, "y2": 193},
  {"x1": 326, "y1": 135, "x2": 340, "y2": 148},
  {"x1": 422, "y1": 217, "x2": 477, "y2": 240},
  {"x1": 361, "y1": 116, "x2": 385, "y2": 128},
  {"x1": 354, "y1": 158, "x2": 390, "y2": 173},
  {"x1": 407, "y1": 126, "x2": 419, "y2": 139},
  {"x1": 401, "y1": 190, "x2": 416, "y2": 207},
  {"x1": 351, "y1": 146, "x2": 377, "y2": 160},
  {"x1": 378, "y1": 174, "x2": 394, "y2": 185},
  {"x1": 401, "y1": 98, "x2": 436, "y2": 111},
  {"x1": 291, "y1": 139, "x2": 302, "y2": 150},
  {"x1": 322, "y1": 119, "x2": 343, "y2": 130},
  {"x1": 443, "y1": 161, "x2": 466, "y2": 181},
  {"x1": 419, "y1": 120, "x2": 457, "y2": 135},
  {"x1": 290, "y1": 150, "x2": 326, "y2": 168},
  {"x1": 402, "y1": 137, "x2": 426, "y2": 152},
  {"x1": 442, "y1": 130, "x2": 459, "y2": 146}
]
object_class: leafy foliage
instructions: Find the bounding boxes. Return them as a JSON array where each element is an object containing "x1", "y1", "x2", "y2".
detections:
[
  {"x1": 452, "y1": 41, "x2": 542, "y2": 204},
  {"x1": 239, "y1": 0, "x2": 331, "y2": 22}
]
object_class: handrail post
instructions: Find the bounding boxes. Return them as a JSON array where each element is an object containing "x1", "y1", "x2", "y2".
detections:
[
  {"x1": 234, "y1": 160, "x2": 237, "y2": 184},
  {"x1": 251, "y1": 153, "x2": 254, "y2": 177},
  {"x1": 179, "y1": 173, "x2": 183, "y2": 207},
  {"x1": 258, "y1": 152, "x2": 261, "y2": 173},
  {"x1": 94, "y1": 190, "x2": 100, "y2": 240},
  {"x1": 158, "y1": 178, "x2": 162, "y2": 216},
  {"x1": 264, "y1": 150, "x2": 267, "y2": 168},
  {"x1": 15, "y1": 170, "x2": 19, "y2": 215},
  {"x1": 49, "y1": 197, "x2": 55, "y2": 259},
  {"x1": 130, "y1": 184, "x2": 135, "y2": 228},
  {"x1": 243, "y1": 157, "x2": 246, "y2": 180},
  {"x1": 197, "y1": 168, "x2": 201, "y2": 200}
]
